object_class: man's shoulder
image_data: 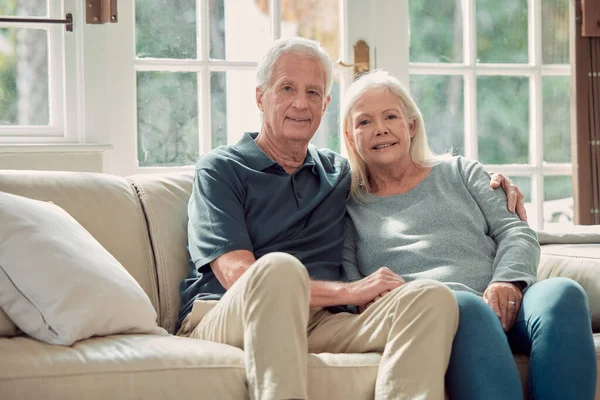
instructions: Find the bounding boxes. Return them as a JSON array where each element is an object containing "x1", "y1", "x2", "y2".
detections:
[
  {"x1": 310, "y1": 146, "x2": 350, "y2": 174},
  {"x1": 194, "y1": 144, "x2": 246, "y2": 171}
]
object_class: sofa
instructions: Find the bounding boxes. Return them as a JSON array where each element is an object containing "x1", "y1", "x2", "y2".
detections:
[{"x1": 0, "y1": 169, "x2": 598, "y2": 400}]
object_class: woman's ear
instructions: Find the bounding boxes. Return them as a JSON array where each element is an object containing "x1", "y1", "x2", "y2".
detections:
[
  {"x1": 344, "y1": 124, "x2": 355, "y2": 147},
  {"x1": 409, "y1": 120, "x2": 416, "y2": 138}
]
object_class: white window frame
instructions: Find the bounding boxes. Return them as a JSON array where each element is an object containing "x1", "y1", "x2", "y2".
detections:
[
  {"x1": 0, "y1": 0, "x2": 84, "y2": 144},
  {"x1": 408, "y1": 0, "x2": 574, "y2": 230},
  {"x1": 131, "y1": 0, "x2": 357, "y2": 174}
]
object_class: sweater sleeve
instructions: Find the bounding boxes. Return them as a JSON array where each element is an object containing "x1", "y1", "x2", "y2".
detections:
[
  {"x1": 458, "y1": 157, "x2": 540, "y2": 290},
  {"x1": 342, "y1": 214, "x2": 364, "y2": 282}
]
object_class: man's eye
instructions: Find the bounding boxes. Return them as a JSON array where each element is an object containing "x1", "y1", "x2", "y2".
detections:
[
  {"x1": 309, "y1": 90, "x2": 320, "y2": 96},
  {"x1": 283, "y1": 86, "x2": 293, "y2": 92}
]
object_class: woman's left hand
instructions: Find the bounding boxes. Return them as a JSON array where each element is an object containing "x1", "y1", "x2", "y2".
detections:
[{"x1": 483, "y1": 282, "x2": 523, "y2": 332}]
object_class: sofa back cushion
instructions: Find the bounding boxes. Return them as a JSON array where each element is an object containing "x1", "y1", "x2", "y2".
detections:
[
  {"x1": 127, "y1": 172, "x2": 194, "y2": 333},
  {"x1": 0, "y1": 170, "x2": 160, "y2": 318}
]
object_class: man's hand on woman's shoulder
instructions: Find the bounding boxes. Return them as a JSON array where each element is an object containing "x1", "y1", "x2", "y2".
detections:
[{"x1": 490, "y1": 173, "x2": 528, "y2": 222}]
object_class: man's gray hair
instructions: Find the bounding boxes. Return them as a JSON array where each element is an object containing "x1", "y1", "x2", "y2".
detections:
[{"x1": 256, "y1": 37, "x2": 334, "y2": 95}]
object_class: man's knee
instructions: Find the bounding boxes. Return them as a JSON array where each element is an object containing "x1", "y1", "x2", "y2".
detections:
[
  {"x1": 250, "y1": 252, "x2": 310, "y2": 292},
  {"x1": 400, "y1": 279, "x2": 458, "y2": 316}
]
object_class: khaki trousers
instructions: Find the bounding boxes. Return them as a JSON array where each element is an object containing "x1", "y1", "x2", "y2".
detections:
[{"x1": 178, "y1": 252, "x2": 458, "y2": 400}]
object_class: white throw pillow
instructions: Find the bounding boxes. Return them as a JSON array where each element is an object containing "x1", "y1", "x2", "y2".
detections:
[{"x1": 0, "y1": 191, "x2": 167, "y2": 345}]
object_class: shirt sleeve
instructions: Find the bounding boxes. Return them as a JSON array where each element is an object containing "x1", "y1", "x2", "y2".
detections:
[
  {"x1": 458, "y1": 157, "x2": 540, "y2": 290},
  {"x1": 342, "y1": 214, "x2": 364, "y2": 282},
  {"x1": 187, "y1": 164, "x2": 254, "y2": 270}
]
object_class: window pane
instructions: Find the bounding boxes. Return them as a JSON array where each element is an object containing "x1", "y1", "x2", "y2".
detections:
[
  {"x1": 478, "y1": 76, "x2": 529, "y2": 164},
  {"x1": 210, "y1": 70, "x2": 260, "y2": 148},
  {"x1": 544, "y1": 175, "x2": 573, "y2": 229},
  {"x1": 137, "y1": 71, "x2": 198, "y2": 166},
  {"x1": 509, "y1": 176, "x2": 536, "y2": 227},
  {"x1": 311, "y1": 75, "x2": 340, "y2": 152},
  {"x1": 410, "y1": 75, "x2": 464, "y2": 155},
  {"x1": 0, "y1": 0, "x2": 46, "y2": 16},
  {"x1": 135, "y1": 0, "x2": 196, "y2": 59},
  {"x1": 409, "y1": 0, "x2": 463, "y2": 63},
  {"x1": 476, "y1": 0, "x2": 528, "y2": 63},
  {"x1": 542, "y1": 0, "x2": 569, "y2": 64},
  {"x1": 210, "y1": 0, "x2": 271, "y2": 61},
  {"x1": 543, "y1": 76, "x2": 570, "y2": 163},
  {"x1": 0, "y1": 28, "x2": 48, "y2": 125},
  {"x1": 280, "y1": 0, "x2": 340, "y2": 61}
]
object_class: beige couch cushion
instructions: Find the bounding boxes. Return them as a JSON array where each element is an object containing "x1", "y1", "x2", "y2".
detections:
[
  {"x1": 538, "y1": 243, "x2": 600, "y2": 331},
  {"x1": 0, "y1": 335, "x2": 247, "y2": 399},
  {"x1": 127, "y1": 172, "x2": 194, "y2": 333},
  {"x1": 0, "y1": 309, "x2": 19, "y2": 337},
  {"x1": 0, "y1": 170, "x2": 160, "y2": 316}
]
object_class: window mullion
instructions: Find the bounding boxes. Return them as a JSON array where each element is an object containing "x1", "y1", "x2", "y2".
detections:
[
  {"x1": 199, "y1": 0, "x2": 211, "y2": 155},
  {"x1": 532, "y1": 0, "x2": 545, "y2": 229},
  {"x1": 270, "y1": 0, "x2": 281, "y2": 40},
  {"x1": 465, "y1": 0, "x2": 477, "y2": 160}
]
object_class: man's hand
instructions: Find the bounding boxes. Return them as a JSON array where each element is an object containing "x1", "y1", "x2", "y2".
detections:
[
  {"x1": 483, "y1": 282, "x2": 523, "y2": 332},
  {"x1": 348, "y1": 267, "x2": 405, "y2": 309},
  {"x1": 490, "y1": 173, "x2": 527, "y2": 222}
]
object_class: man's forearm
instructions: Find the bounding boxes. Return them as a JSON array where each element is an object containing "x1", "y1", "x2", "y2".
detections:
[{"x1": 309, "y1": 280, "x2": 354, "y2": 308}]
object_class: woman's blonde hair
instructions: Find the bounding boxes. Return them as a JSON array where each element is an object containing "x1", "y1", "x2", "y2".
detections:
[{"x1": 342, "y1": 69, "x2": 443, "y2": 203}]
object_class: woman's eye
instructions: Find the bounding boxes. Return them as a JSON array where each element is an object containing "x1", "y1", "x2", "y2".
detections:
[
  {"x1": 358, "y1": 120, "x2": 369, "y2": 126},
  {"x1": 386, "y1": 114, "x2": 398, "y2": 120}
]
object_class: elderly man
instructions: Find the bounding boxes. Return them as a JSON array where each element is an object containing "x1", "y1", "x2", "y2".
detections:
[{"x1": 177, "y1": 37, "x2": 524, "y2": 400}]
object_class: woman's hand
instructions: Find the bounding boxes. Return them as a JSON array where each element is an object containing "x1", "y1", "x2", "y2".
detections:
[
  {"x1": 490, "y1": 173, "x2": 527, "y2": 222},
  {"x1": 483, "y1": 282, "x2": 523, "y2": 331}
]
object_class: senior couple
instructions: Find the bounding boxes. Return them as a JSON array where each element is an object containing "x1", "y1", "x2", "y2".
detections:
[{"x1": 176, "y1": 37, "x2": 596, "y2": 400}]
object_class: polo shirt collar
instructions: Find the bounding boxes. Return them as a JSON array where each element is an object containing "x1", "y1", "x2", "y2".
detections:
[{"x1": 238, "y1": 132, "x2": 318, "y2": 174}]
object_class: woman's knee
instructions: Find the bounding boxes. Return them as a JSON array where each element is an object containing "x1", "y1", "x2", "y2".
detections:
[{"x1": 532, "y1": 277, "x2": 589, "y2": 311}]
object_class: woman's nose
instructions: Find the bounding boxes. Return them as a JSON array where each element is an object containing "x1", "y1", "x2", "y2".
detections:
[{"x1": 375, "y1": 120, "x2": 389, "y2": 135}]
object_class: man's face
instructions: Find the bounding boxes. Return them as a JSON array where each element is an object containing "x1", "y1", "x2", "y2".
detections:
[{"x1": 256, "y1": 53, "x2": 331, "y2": 144}]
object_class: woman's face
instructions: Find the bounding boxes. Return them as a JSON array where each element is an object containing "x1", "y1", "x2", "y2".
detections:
[{"x1": 345, "y1": 88, "x2": 415, "y2": 170}]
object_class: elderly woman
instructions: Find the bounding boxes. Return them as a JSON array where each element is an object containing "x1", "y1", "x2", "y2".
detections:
[{"x1": 341, "y1": 70, "x2": 596, "y2": 400}]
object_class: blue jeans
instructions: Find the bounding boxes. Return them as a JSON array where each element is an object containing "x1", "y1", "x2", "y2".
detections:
[{"x1": 446, "y1": 278, "x2": 596, "y2": 400}]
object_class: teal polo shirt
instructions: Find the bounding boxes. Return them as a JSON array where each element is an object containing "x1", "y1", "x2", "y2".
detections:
[{"x1": 178, "y1": 132, "x2": 351, "y2": 328}]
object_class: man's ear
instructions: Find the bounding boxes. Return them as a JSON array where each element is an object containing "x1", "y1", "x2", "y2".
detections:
[
  {"x1": 256, "y1": 87, "x2": 264, "y2": 112},
  {"x1": 322, "y1": 95, "x2": 332, "y2": 114}
]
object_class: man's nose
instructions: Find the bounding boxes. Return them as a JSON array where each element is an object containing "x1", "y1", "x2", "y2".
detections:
[{"x1": 292, "y1": 93, "x2": 309, "y2": 109}]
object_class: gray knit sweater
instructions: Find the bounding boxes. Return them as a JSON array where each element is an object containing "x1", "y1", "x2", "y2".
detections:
[{"x1": 343, "y1": 156, "x2": 540, "y2": 295}]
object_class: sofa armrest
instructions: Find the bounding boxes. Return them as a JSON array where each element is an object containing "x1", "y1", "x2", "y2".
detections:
[{"x1": 538, "y1": 243, "x2": 600, "y2": 332}]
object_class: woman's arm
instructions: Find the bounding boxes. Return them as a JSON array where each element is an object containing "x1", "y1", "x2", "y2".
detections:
[
  {"x1": 342, "y1": 215, "x2": 364, "y2": 282},
  {"x1": 459, "y1": 157, "x2": 540, "y2": 290}
]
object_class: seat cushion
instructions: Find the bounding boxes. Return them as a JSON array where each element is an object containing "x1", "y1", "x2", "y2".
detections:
[
  {"x1": 1, "y1": 334, "x2": 598, "y2": 399},
  {"x1": 0, "y1": 335, "x2": 247, "y2": 400}
]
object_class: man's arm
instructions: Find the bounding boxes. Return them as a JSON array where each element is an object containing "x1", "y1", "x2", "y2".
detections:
[{"x1": 211, "y1": 251, "x2": 404, "y2": 308}]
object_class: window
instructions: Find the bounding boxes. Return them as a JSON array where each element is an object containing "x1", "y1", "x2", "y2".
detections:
[
  {"x1": 134, "y1": 0, "x2": 342, "y2": 168},
  {"x1": 409, "y1": 0, "x2": 572, "y2": 230},
  {"x1": 0, "y1": 0, "x2": 82, "y2": 143}
]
